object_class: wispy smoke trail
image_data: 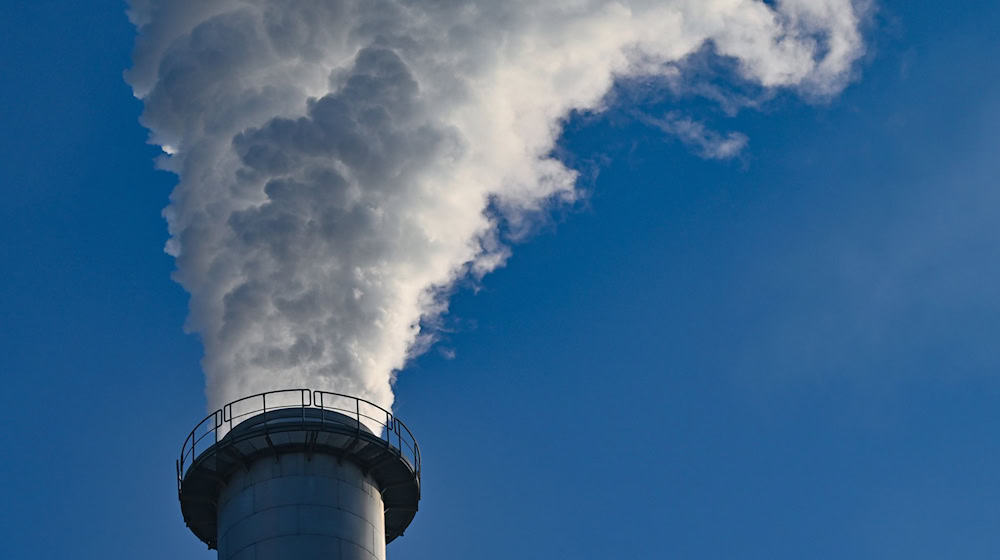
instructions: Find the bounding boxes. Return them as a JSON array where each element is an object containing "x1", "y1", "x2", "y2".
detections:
[
  {"x1": 127, "y1": 0, "x2": 865, "y2": 412},
  {"x1": 646, "y1": 112, "x2": 750, "y2": 159}
]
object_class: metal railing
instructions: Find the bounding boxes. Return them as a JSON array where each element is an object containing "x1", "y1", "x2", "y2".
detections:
[{"x1": 177, "y1": 389, "x2": 420, "y2": 491}]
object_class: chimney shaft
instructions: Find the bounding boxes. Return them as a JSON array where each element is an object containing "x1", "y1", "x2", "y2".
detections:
[{"x1": 217, "y1": 453, "x2": 386, "y2": 559}]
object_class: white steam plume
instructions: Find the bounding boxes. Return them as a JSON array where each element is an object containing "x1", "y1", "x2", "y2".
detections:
[{"x1": 127, "y1": 0, "x2": 866, "y2": 413}]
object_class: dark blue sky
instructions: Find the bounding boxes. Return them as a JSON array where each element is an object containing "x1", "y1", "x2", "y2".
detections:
[{"x1": 2, "y1": 1, "x2": 999, "y2": 558}]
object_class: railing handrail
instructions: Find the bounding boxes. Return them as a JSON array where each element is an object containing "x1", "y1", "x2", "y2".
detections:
[{"x1": 177, "y1": 389, "x2": 420, "y2": 492}]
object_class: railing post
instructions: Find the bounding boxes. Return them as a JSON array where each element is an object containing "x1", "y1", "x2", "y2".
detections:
[{"x1": 385, "y1": 411, "x2": 392, "y2": 447}]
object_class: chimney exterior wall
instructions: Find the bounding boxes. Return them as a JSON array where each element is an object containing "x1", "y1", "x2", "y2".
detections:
[{"x1": 216, "y1": 452, "x2": 386, "y2": 560}]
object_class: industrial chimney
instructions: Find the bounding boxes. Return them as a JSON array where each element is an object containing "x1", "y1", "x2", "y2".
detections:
[{"x1": 176, "y1": 389, "x2": 421, "y2": 559}]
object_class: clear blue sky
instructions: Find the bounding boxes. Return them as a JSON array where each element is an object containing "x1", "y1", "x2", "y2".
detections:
[{"x1": 2, "y1": 1, "x2": 999, "y2": 558}]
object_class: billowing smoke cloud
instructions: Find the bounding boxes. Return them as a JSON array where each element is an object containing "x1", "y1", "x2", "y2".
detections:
[{"x1": 127, "y1": 0, "x2": 866, "y2": 413}]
